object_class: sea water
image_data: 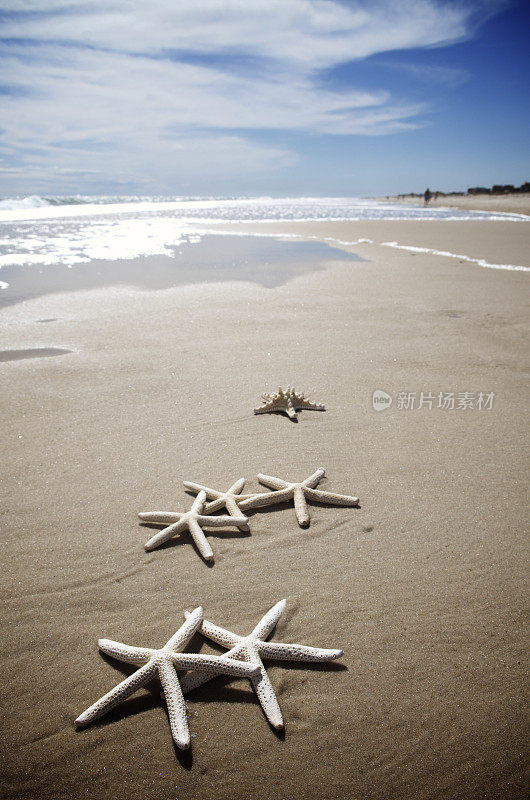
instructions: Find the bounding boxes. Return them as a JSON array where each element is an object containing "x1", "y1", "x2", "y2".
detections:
[{"x1": 0, "y1": 196, "x2": 527, "y2": 302}]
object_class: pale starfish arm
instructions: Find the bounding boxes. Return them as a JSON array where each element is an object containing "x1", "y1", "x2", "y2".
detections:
[
  {"x1": 238, "y1": 487, "x2": 293, "y2": 511},
  {"x1": 143, "y1": 518, "x2": 188, "y2": 550},
  {"x1": 138, "y1": 512, "x2": 182, "y2": 524},
  {"x1": 250, "y1": 599, "x2": 286, "y2": 640},
  {"x1": 97, "y1": 639, "x2": 155, "y2": 666},
  {"x1": 253, "y1": 402, "x2": 289, "y2": 416},
  {"x1": 228, "y1": 478, "x2": 246, "y2": 494},
  {"x1": 293, "y1": 485, "x2": 310, "y2": 526},
  {"x1": 187, "y1": 479, "x2": 252, "y2": 515},
  {"x1": 179, "y1": 646, "x2": 243, "y2": 695},
  {"x1": 303, "y1": 487, "x2": 359, "y2": 506},
  {"x1": 225, "y1": 497, "x2": 244, "y2": 517},
  {"x1": 257, "y1": 473, "x2": 290, "y2": 490},
  {"x1": 200, "y1": 620, "x2": 241, "y2": 648},
  {"x1": 183, "y1": 481, "x2": 221, "y2": 499},
  {"x1": 285, "y1": 399, "x2": 297, "y2": 419},
  {"x1": 187, "y1": 519, "x2": 214, "y2": 562},
  {"x1": 164, "y1": 606, "x2": 203, "y2": 651},
  {"x1": 170, "y1": 652, "x2": 259, "y2": 678},
  {"x1": 302, "y1": 467, "x2": 326, "y2": 488},
  {"x1": 222, "y1": 497, "x2": 250, "y2": 530},
  {"x1": 183, "y1": 610, "x2": 240, "y2": 648},
  {"x1": 203, "y1": 497, "x2": 226, "y2": 515},
  {"x1": 247, "y1": 645, "x2": 284, "y2": 730},
  {"x1": 179, "y1": 669, "x2": 213, "y2": 695},
  {"x1": 191, "y1": 490, "x2": 207, "y2": 513},
  {"x1": 157, "y1": 659, "x2": 190, "y2": 749},
  {"x1": 75, "y1": 661, "x2": 156, "y2": 727},
  {"x1": 294, "y1": 399, "x2": 325, "y2": 411},
  {"x1": 196, "y1": 514, "x2": 248, "y2": 528},
  {"x1": 258, "y1": 640, "x2": 344, "y2": 662}
]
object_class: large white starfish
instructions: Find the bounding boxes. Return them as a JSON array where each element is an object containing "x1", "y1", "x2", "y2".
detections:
[
  {"x1": 75, "y1": 607, "x2": 259, "y2": 749},
  {"x1": 179, "y1": 599, "x2": 343, "y2": 730},
  {"x1": 183, "y1": 478, "x2": 254, "y2": 531},
  {"x1": 239, "y1": 467, "x2": 359, "y2": 527},
  {"x1": 138, "y1": 490, "x2": 248, "y2": 562}
]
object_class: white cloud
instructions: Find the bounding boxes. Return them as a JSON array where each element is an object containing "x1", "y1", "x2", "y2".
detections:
[
  {"x1": 2, "y1": 1, "x2": 490, "y2": 64},
  {"x1": 0, "y1": 0, "x2": 504, "y2": 193}
]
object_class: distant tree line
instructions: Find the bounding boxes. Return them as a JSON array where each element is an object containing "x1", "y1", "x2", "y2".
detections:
[
  {"x1": 395, "y1": 181, "x2": 529, "y2": 199},
  {"x1": 467, "y1": 182, "x2": 530, "y2": 195}
]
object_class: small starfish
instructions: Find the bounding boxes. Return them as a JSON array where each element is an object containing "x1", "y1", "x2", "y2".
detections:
[
  {"x1": 254, "y1": 387, "x2": 325, "y2": 421},
  {"x1": 138, "y1": 490, "x2": 248, "y2": 562},
  {"x1": 183, "y1": 478, "x2": 254, "y2": 531},
  {"x1": 239, "y1": 467, "x2": 359, "y2": 527},
  {"x1": 75, "y1": 607, "x2": 259, "y2": 749},
  {"x1": 179, "y1": 599, "x2": 343, "y2": 730}
]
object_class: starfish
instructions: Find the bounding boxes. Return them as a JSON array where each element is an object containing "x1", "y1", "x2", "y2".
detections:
[
  {"x1": 254, "y1": 387, "x2": 325, "y2": 421},
  {"x1": 179, "y1": 599, "x2": 343, "y2": 730},
  {"x1": 138, "y1": 490, "x2": 248, "y2": 562},
  {"x1": 239, "y1": 467, "x2": 359, "y2": 527},
  {"x1": 74, "y1": 607, "x2": 260, "y2": 749},
  {"x1": 183, "y1": 478, "x2": 254, "y2": 531}
]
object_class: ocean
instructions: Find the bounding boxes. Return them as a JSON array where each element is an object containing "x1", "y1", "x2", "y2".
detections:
[{"x1": 0, "y1": 196, "x2": 528, "y2": 303}]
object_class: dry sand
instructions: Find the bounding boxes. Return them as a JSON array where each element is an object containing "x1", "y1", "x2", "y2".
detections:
[
  {"x1": 377, "y1": 192, "x2": 530, "y2": 217},
  {"x1": 1, "y1": 218, "x2": 528, "y2": 800}
]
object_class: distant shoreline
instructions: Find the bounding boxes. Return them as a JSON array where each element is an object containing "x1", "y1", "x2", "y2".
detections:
[{"x1": 375, "y1": 192, "x2": 530, "y2": 217}]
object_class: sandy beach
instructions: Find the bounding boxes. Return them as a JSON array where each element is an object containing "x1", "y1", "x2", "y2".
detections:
[
  {"x1": 377, "y1": 192, "x2": 530, "y2": 217},
  {"x1": 1, "y1": 217, "x2": 528, "y2": 800}
]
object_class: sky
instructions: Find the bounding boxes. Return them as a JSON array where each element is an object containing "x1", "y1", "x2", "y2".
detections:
[{"x1": 0, "y1": 0, "x2": 528, "y2": 197}]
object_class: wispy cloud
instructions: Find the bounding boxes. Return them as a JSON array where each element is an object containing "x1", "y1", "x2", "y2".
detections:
[{"x1": 0, "y1": 0, "x2": 506, "y2": 194}]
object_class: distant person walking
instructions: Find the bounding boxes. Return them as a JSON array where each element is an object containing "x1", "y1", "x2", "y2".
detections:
[{"x1": 424, "y1": 187, "x2": 432, "y2": 204}]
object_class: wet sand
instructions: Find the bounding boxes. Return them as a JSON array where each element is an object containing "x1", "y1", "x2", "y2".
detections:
[
  {"x1": 0, "y1": 235, "x2": 360, "y2": 309},
  {"x1": 1, "y1": 218, "x2": 528, "y2": 800}
]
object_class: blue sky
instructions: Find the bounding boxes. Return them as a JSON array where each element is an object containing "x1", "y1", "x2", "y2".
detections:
[{"x1": 0, "y1": 0, "x2": 528, "y2": 197}]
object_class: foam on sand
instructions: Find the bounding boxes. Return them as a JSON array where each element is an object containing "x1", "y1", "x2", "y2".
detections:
[{"x1": 380, "y1": 241, "x2": 530, "y2": 272}]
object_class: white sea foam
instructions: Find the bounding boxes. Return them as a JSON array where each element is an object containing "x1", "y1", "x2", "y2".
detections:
[
  {"x1": 380, "y1": 241, "x2": 530, "y2": 272},
  {"x1": 0, "y1": 195, "x2": 528, "y2": 223},
  {"x1": 0, "y1": 195, "x2": 52, "y2": 211},
  {"x1": 0, "y1": 217, "x2": 198, "y2": 268}
]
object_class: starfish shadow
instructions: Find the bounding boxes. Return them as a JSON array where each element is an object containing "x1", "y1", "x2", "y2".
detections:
[
  {"x1": 275, "y1": 660, "x2": 347, "y2": 675},
  {"x1": 183, "y1": 636, "x2": 346, "y2": 737},
  {"x1": 173, "y1": 741, "x2": 193, "y2": 769},
  {"x1": 240, "y1": 499, "x2": 294, "y2": 521},
  {"x1": 76, "y1": 654, "x2": 162, "y2": 728},
  {"x1": 263, "y1": 410, "x2": 299, "y2": 423},
  {"x1": 83, "y1": 644, "x2": 203, "y2": 724},
  {"x1": 184, "y1": 677, "x2": 286, "y2": 739},
  {"x1": 242, "y1": 499, "x2": 360, "y2": 531},
  {"x1": 77, "y1": 663, "x2": 196, "y2": 766},
  {"x1": 309, "y1": 498, "x2": 362, "y2": 511},
  {"x1": 259, "y1": 409, "x2": 327, "y2": 423}
]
